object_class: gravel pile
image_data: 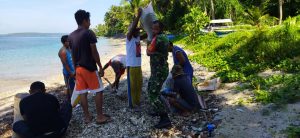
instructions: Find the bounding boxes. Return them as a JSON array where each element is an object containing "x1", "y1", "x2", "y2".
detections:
[
  {"x1": 64, "y1": 64, "x2": 221, "y2": 138},
  {"x1": 0, "y1": 62, "x2": 221, "y2": 138}
]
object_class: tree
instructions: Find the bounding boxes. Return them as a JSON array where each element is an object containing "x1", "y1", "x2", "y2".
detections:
[
  {"x1": 279, "y1": 0, "x2": 283, "y2": 24},
  {"x1": 93, "y1": 24, "x2": 107, "y2": 36},
  {"x1": 183, "y1": 7, "x2": 210, "y2": 43},
  {"x1": 210, "y1": 0, "x2": 215, "y2": 19}
]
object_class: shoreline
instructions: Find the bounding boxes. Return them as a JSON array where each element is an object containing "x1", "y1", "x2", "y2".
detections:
[
  {"x1": 0, "y1": 37, "x2": 128, "y2": 137},
  {"x1": 0, "y1": 37, "x2": 126, "y2": 112},
  {"x1": 0, "y1": 35, "x2": 178, "y2": 137}
]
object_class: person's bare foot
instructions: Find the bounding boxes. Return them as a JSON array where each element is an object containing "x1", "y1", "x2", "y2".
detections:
[
  {"x1": 180, "y1": 111, "x2": 190, "y2": 117},
  {"x1": 84, "y1": 114, "x2": 93, "y2": 124},
  {"x1": 96, "y1": 114, "x2": 112, "y2": 124}
]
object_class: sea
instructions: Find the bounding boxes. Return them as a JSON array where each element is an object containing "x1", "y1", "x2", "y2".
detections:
[{"x1": 0, "y1": 34, "x2": 124, "y2": 94}]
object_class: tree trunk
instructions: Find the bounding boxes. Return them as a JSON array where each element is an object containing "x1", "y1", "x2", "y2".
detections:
[
  {"x1": 210, "y1": 0, "x2": 215, "y2": 19},
  {"x1": 279, "y1": 0, "x2": 283, "y2": 25},
  {"x1": 203, "y1": 0, "x2": 207, "y2": 14}
]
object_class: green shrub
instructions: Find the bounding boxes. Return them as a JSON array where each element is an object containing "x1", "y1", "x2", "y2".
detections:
[
  {"x1": 285, "y1": 126, "x2": 300, "y2": 138},
  {"x1": 254, "y1": 90, "x2": 272, "y2": 104},
  {"x1": 182, "y1": 15, "x2": 300, "y2": 83},
  {"x1": 183, "y1": 7, "x2": 210, "y2": 44},
  {"x1": 177, "y1": 15, "x2": 300, "y2": 104}
]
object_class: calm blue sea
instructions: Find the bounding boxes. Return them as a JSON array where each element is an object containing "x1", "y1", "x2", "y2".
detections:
[{"x1": 0, "y1": 35, "x2": 117, "y2": 86}]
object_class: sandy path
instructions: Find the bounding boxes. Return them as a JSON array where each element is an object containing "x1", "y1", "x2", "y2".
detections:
[{"x1": 213, "y1": 83, "x2": 300, "y2": 138}]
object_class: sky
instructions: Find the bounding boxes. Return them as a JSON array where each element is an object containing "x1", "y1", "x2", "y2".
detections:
[{"x1": 0, "y1": 0, "x2": 121, "y2": 34}]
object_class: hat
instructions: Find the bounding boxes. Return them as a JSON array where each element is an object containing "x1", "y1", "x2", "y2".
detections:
[{"x1": 171, "y1": 65, "x2": 184, "y2": 78}]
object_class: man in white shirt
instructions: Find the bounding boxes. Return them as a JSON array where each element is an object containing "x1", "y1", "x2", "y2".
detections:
[{"x1": 126, "y1": 8, "x2": 146, "y2": 108}]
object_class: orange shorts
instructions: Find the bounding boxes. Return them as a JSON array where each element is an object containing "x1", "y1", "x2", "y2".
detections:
[{"x1": 75, "y1": 67, "x2": 104, "y2": 94}]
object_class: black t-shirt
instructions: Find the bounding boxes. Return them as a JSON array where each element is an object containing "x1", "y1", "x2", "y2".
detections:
[
  {"x1": 20, "y1": 92, "x2": 65, "y2": 135},
  {"x1": 69, "y1": 27, "x2": 98, "y2": 71}
]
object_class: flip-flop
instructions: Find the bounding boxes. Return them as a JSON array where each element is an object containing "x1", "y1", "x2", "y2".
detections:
[{"x1": 96, "y1": 116, "x2": 112, "y2": 124}]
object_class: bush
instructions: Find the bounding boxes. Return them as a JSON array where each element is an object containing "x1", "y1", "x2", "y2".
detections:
[
  {"x1": 182, "y1": 15, "x2": 300, "y2": 83},
  {"x1": 285, "y1": 126, "x2": 300, "y2": 138},
  {"x1": 177, "y1": 15, "x2": 300, "y2": 104}
]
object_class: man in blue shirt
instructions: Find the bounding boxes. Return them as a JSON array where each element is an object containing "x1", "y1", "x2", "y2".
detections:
[
  {"x1": 161, "y1": 65, "x2": 200, "y2": 116},
  {"x1": 168, "y1": 41, "x2": 193, "y2": 83},
  {"x1": 58, "y1": 35, "x2": 75, "y2": 100}
]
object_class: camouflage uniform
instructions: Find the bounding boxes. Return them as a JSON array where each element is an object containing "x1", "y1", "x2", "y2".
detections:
[{"x1": 147, "y1": 34, "x2": 169, "y2": 113}]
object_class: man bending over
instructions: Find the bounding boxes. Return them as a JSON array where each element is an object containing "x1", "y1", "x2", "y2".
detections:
[{"x1": 103, "y1": 54, "x2": 126, "y2": 94}]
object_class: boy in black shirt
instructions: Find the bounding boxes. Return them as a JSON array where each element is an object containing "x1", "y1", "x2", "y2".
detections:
[{"x1": 13, "y1": 81, "x2": 72, "y2": 138}]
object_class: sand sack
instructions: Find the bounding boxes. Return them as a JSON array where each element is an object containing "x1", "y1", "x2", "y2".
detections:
[
  {"x1": 71, "y1": 88, "x2": 80, "y2": 108},
  {"x1": 140, "y1": 2, "x2": 157, "y2": 42},
  {"x1": 13, "y1": 93, "x2": 30, "y2": 138},
  {"x1": 197, "y1": 78, "x2": 221, "y2": 91}
]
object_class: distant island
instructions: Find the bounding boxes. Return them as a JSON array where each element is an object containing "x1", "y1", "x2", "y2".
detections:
[{"x1": 0, "y1": 33, "x2": 67, "y2": 37}]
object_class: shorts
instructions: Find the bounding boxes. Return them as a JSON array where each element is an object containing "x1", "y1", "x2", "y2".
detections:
[
  {"x1": 74, "y1": 67, "x2": 104, "y2": 94},
  {"x1": 63, "y1": 74, "x2": 75, "y2": 91}
]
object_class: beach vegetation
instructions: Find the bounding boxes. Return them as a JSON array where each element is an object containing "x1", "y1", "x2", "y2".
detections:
[
  {"x1": 95, "y1": 0, "x2": 300, "y2": 105},
  {"x1": 175, "y1": 15, "x2": 300, "y2": 104}
]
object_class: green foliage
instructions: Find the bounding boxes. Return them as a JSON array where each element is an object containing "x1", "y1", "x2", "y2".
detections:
[
  {"x1": 177, "y1": 15, "x2": 300, "y2": 104},
  {"x1": 275, "y1": 58, "x2": 300, "y2": 73},
  {"x1": 235, "y1": 98, "x2": 251, "y2": 106},
  {"x1": 243, "y1": 2, "x2": 278, "y2": 26},
  {"x1": 214, "y1": 0, "x2": 245, "y2": 21},
  {"x1": 183, "y1": 7, "x2": 209, "y2": 44},
  {"x1": 101, "y1": 5, "x2": 133, "y2": 36},
  {"x1": 244, "y1": 74, "x2": 300, "y2": 104},
  {"x1": 254, "y1": 90, "x2": 272, "y2": 104},
  {"x1": 96, "y1": 0, "x2": 300, "y2": 37},
  {"x1": 185, "y1": 16, "x2": 300, "y2": 83},
  {"x1": 93, "y1": 24, "x2": 107, "y2": 36},
  {"x1": 285, "y1": 126, "x2": 300, "y2": 138},
  {"x1": 95, "y1": 0, "x2": 151, "y2": 37},
  {"x1": 158, "y1": 0, "x2": 188, "y2": 33},
  {"x1": 271, "y1": 74, "x2": 300, "y2": 104}
]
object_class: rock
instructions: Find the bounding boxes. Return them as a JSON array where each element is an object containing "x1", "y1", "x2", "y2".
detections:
[
  {"x1": 236, "y1": 108, "x2": 244, "y2": 112},
  {"x1": 291, "y1": 121, "x2": 300, "y2": 126},
  {"x1": 61, "y1": 59, "x2": 221, "y2": 137},
  {"x1": 121, "y1": 108, "x2": 127, "y2": 113},
  {"x1": 191, "y1": 118, "x2": 198, "y2": 124},
  {"x1": 265, "y1": 103, "x2": 275, "y2": 109},
  {"x1": 260, "y1": 103, "x2": 279, "y2": 116},
  {"x1": 191, "y1": 126, "x2": 203, "y2": 132},
  {"x1": 211, "y1": 108, "x2": 219, "y2": 112},
  {"x1": 129, "y1": 116, "x2": 145, "y2": 126}
]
